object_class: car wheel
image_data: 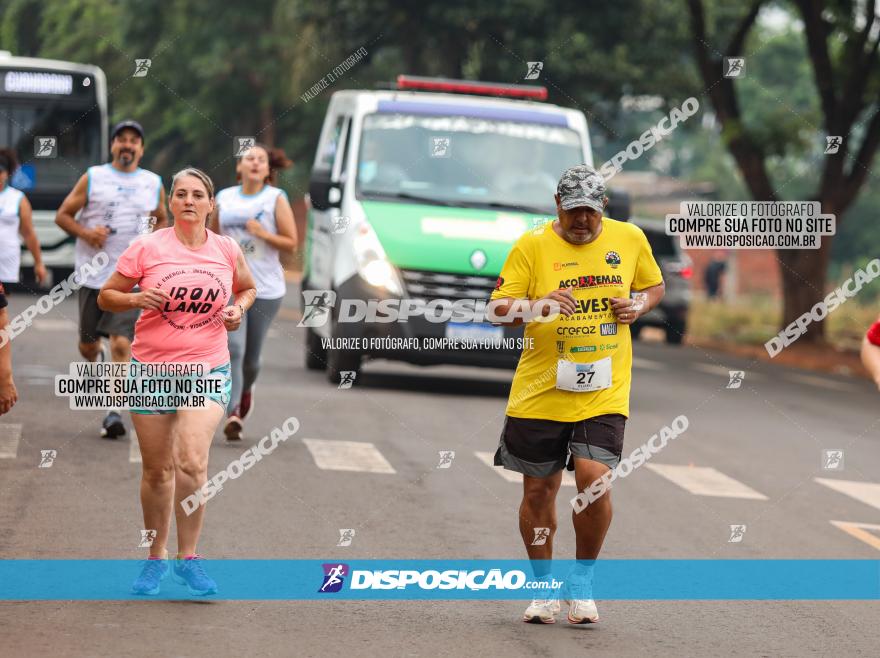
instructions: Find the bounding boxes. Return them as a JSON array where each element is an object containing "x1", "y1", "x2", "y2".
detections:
[
  {"x1": 305, "y1": 328, "x2": 326, "y2": 370},
  {"x1": 50, "y1": 267, "x2": 74, "y2": 287},
  {"x1": 665, "y1": 319, "x2": 686, "y2": 345},
  {"x1": 325, "y1": 319, "x2": 362, "y2": 385}
]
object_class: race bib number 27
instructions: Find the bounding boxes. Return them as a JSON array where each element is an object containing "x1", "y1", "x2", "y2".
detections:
[{"x1": 556, "y1": 356, "x2": 612, "y2": 393}]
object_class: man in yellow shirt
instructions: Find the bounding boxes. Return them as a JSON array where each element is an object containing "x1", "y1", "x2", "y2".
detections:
[{"x1": 488, "y1": 164, "x2": 665, "y2": 625}]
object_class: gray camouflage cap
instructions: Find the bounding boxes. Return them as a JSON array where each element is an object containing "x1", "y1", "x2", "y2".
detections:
[{"x1": 556, "y1": 164, "x2": 606, "y2": 213}]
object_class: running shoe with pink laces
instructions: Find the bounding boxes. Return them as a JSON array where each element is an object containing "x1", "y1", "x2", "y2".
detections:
[
  {"x1": 172, "y1": 554, "x2": 217, "y2": 595},
  {"x1": 564, "y1": 564, "x2": 599, "y2": 624}
]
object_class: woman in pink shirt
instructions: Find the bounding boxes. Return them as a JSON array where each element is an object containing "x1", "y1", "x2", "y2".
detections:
[{"x1": 99, "y1": 168, "x2": 256, "y2": 596}]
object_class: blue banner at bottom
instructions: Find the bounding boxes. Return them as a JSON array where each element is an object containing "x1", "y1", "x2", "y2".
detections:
[{"x1": 0, "y1": 560, "x2": 877, "y2": 600}]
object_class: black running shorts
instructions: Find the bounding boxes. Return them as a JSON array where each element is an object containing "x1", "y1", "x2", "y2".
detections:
[
  {"x1": 494, "y1": 414, "x2": 626, "y2": 478},
  {"x1": 78, "y1": 286, "x2": 138, "y2": 343}
]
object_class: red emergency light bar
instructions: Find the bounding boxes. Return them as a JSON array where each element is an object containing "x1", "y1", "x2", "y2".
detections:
[{"x1": 395, "y1": 75, "x2": 548, "y2": 101}]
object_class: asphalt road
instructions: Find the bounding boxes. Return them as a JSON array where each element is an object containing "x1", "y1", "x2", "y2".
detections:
[{"x1": 1, "y1": 286, "x2": 879, "y2": 657}]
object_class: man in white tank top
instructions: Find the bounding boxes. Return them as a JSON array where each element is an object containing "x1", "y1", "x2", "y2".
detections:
[{"x1": 55, "y1": 120, "x2": 168, "y2": 439}]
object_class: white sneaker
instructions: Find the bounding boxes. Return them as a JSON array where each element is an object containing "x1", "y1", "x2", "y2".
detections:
[
  {"x1": 523, "y1": 596, "x2": 561, "y2": 624},
  {"x1": 566, "y1": 598, "x2": 599, "y2": 624}
]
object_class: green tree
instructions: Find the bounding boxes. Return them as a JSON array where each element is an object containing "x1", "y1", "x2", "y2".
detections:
[{"x1": 687, "y1": 0, "x2": 880, "y2": 341}]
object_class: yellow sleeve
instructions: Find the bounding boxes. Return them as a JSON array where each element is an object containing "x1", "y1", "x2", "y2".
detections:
[
  {"x1": 490, "y1": 238, "x2": 533, "y2": 300},
  {"x1": 632, "y1": 228, "x2": 664, "y2": 290}
]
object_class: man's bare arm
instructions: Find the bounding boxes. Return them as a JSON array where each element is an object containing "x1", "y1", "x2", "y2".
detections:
[
  {"x1": 486, "y1": 289, "x2": 576, "y2": 327},
  {"x1": 634, "y1": 281, "x2": 665, "y2": 314},
  {"x1": 55, "y1": 174, "x2": 88, "y2": 238},
  {"x1": 610, "y1": 282, "x2": 665, "y2": 325},
  {"x1": 55, "y1": 174, "x2": 107, "y2": 249},
  {"x1": 152, "y1": 188, "x2": 168, "y2": 229}
]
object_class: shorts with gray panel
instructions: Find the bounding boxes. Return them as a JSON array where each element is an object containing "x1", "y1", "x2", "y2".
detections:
[
  {"x1": 78, "y1": 286, "x2": 139, "y2": 343},
  {"x1": 494, "y1": 414, "x2": 626, "y2": 478}
]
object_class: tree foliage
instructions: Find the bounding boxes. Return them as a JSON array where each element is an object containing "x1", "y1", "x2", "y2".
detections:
[
  {"x1": 687, "y1": 0, "x2": 880, "y2": 340},
  {"x1": 1, "y1": 0, "x2": 878, "y2": 326}
]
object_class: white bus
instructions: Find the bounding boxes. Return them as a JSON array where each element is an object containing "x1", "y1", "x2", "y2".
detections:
[{"x1": 0, "y1": 51, "x2": 108, "y2": 284}]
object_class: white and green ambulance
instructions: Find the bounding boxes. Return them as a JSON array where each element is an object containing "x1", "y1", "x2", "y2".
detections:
[{"x1": 303, "y1": 75, "x2": 629, "y2": 382}]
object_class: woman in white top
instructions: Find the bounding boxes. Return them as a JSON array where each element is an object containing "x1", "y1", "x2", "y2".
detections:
[
  {"x1": 209, "y1": 144, "x2": 297, "y2": 440},
  {"x1": 0, "y1": 148, "x2": 47, "y2": 287}
]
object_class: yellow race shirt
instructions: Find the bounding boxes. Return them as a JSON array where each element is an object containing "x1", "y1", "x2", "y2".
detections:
[{"x1": 491, "y1": 218, "x2": 663, "y2": 421}]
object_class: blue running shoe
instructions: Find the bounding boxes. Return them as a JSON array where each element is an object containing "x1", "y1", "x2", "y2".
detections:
[
  {"x1": 172, "y1": 555, "x2": 218, "y2": 595},
  {"x1": 131, "y1": 557, "x2": 169, "y2": 595}
]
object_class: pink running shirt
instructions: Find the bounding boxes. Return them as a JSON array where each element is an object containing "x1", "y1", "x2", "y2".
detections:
[{"x1": 116, "y1": 227, "x2": 241, "y2": 368}]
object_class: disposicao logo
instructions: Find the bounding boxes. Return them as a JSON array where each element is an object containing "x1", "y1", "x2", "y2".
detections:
[{"x1": 319, "y1": 563, "x2": 349, "y2": 593}]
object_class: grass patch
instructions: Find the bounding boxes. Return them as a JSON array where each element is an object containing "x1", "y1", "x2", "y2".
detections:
[{"x1": 688, "y1": 297, "x2": 878, "y2": 351}]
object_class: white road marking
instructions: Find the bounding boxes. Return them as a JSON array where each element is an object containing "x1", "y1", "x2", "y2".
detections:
[
  {"x1": 129, "y1": 431, "x2": 141, "y2": 464},
  {"x1": 815, "y1": 477, "x2": 880, "y2": 511},
  {"x1": 33, "y1": 318, "x2": 77, "y2": 331},
  {"x1": 474, "y1": 451, "x2": 576, "y2": 487},
  {"x1": 645, "y1": 463, "x2": 768, "y2": 499},
  {"x1": 829, "y1": 520, "x2": 880, "y2": 552},
  {"x1": 691, "y1": 363, "x2": 733, "y2": 376},
  {"x1": 475, "y1": 451, "x2": 520, "y2": 483},
  {"x1": 17, "y1": 364, "x2": 57, "y2": 386},
  {"x1": 0, "y1": 423, "x2": 23, "y2": 459},
  {"x1": 690, "y1": 363, "x2": 764, "y2": 381},
  {"x1": 632, "y1": 357, "x2": 664, "y2": 370},
  {"x1": 786, "y1": 373, "x2": 854, "y2": 391},
  {"x1": 303, "y1": 438, "x2": 396, "y2": 474}
]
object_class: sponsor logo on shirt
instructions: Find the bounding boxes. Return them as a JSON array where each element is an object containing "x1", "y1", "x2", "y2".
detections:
[
  {"x1": 570, "y1": 345, "x2": 597, "y2": 352},
  {"x1": 605, "y1": 251, "x2": 621, "y2": 268},
  {"x1": 600, "y1": 322, "x2": 617, "y2": 336},
  {"x1": 573, "y1": 298, "x2": 611, "y2": 314},
  {"x1": 114, "y1": 184, "x2": 140, "y2": 198},
  {"x1": 553, "y1": 261, "x2": 578, "y2": 271},
  {"x1": 163, "y1": 286, "x2": 223, "y2": 314},
  {"x1": 156, "y1": 269, "x2": 229, "y2": 330},
  {"x1": 558, "y1": 274, "x2": 623, "y2": 289}
]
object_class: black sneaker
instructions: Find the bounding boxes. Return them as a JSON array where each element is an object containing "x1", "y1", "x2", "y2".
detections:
[{"x1": 101, "y1": 411, "x2": 126, "y2": 439}]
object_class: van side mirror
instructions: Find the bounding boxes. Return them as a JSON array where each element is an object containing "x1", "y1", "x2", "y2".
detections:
[{"x1": 309, "y1": 175, "x2": 343, "y2": 210}]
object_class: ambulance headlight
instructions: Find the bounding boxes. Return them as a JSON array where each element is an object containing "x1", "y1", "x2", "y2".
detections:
[{"x1": 353, "y1": 223, "x2": 403, "y2": 295}]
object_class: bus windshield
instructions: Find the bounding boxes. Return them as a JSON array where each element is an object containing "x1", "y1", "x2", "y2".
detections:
[
  {"x1": 0, "y1": 67, "x2": 103, "y2": 210},
  {"x1": 356, "y1": 113, "x2": 584, "y2": 214}
]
